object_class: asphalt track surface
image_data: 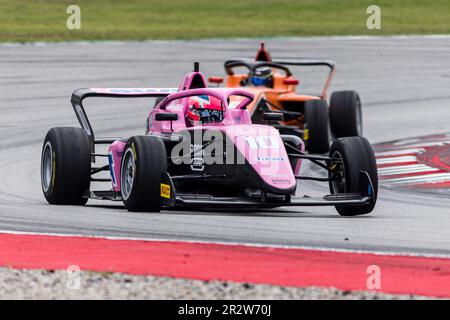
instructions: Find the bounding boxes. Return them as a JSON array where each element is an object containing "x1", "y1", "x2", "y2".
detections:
[{"x1": 1, "y1": 37, "x2": 450, "y2": 256}]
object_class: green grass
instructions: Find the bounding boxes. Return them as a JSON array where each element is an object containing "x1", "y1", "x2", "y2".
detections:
[{"x1": 0, "y1": 0, "x2": 449, "y2": 42}]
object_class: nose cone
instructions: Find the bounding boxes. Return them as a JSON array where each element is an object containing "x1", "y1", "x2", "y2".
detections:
[{"x1": 224, "y1": 124, "x2": 296, "y2": 192}]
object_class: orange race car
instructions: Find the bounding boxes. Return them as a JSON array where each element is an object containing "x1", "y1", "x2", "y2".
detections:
[{"x1": 208, "y1": 42, "x2": 362, "y2": 153}]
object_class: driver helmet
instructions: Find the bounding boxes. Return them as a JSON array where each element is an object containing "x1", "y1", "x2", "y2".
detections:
[
  {"x1": 250, "y1": 66, "x2": 273, "y2": 87},
  {"x1": 186, "y1": 95, "x2": 224, "y2": 126}
]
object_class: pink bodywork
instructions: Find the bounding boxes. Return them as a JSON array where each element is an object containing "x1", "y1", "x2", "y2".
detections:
[
  {"x1": 108, "y1": 71, "x2": 304, "y2": 193},
  {"x1": 108, "y1": 140, "x2": 126, "y2": 192}
]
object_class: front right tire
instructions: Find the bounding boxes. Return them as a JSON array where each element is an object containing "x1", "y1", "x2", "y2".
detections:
[{"x1": 328, "y1": 136, "x2": 378, "y2": 216}]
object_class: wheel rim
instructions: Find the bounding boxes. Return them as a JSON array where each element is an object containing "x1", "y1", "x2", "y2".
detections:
[
  {"x1": 121, "y1": 148, "x2": 135, "y2": 201},
  {"x1": 41, "y1": 141, "x2": 53, "y2": 193},
  {"x1": 330, "y1": 150, "x2": 346, "y2": 194}
]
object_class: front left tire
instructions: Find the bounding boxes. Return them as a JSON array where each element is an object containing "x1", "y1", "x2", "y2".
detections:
[
  {"x1": 41, "y1": 127, "x2": 91, "y2": 205},
  {"x1": 120, "y1": 135, "x2": 167, "y2": 212}
]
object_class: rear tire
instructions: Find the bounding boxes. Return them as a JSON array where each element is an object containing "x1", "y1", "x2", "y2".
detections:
[
  {"x1": 304, "y1": 99, "x2": 330, "y2": 154},
  {"x1": 329, "y1": 91, "x2": 362, "y2": 138},
  {"x1": 328, "y1": 137, "x2": 378, "y2": 216},
  {"x1": 121, "y1": 135, "x2": 167, "y2": 212},
  {"x1": 41, "y1": 127, "x2": 91, "y2": 205}
]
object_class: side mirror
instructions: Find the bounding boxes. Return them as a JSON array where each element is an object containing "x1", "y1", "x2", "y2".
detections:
[
  {"x1": 263, "y1": 112, "x2": 283, "y2": 122},
  {"x1": 208, "y1": 77, "x2": 224, "y2": 85},
  {"x1": 155, "y1": 113, "x2": 178, "y2": 121},
  {"x1": 283, "y1": 78, "x2": 299, "y2": 86}
]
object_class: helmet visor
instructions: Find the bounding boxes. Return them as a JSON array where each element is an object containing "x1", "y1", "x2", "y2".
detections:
[
  {"x1": 188, "y1": 95, "x2": 224, "y2": 125},
  {"x1": 251, "y1": 77, "x2": 268, "y2": 86},
  {"x1": 191, "y1": 108, "x2": 224, "y2": 124}
]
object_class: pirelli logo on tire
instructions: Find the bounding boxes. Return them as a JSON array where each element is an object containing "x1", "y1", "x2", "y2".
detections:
[{"x1": 160, "y1": 183, "x2": 171, "y2": 199}]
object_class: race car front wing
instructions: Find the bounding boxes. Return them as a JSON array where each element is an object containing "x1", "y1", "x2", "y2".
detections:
[{"x1": 161, "y1": 171, "x2": 375, "y2": 209}]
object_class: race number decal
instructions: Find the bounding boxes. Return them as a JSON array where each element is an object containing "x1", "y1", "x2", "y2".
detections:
[{"x1": 244, "y1": 136, "x2": 280, "y2": 149}]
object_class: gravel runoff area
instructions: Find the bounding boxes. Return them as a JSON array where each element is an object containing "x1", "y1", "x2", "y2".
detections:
[{"x1": 0, "y1": 268, "x2": 432, "y2": 300}]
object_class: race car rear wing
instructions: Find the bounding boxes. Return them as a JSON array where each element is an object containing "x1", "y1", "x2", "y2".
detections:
[
  {"x1": 225, "y1": 58, "x2": 336, "y2": 99},
  {"x1": 272, "y1": 59, "x2": 335, "y2": 69},
  {"x1": 272, "y1": 59, "x2": 335, "y2": 99},
  {"x1": 71, "y1": 87, "x2": 178, "y2": 154}
]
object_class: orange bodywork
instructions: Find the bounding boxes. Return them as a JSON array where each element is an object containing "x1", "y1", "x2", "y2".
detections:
[
  {"x1": 225, "y1": 71, "x2": 323, "y2": 129},
  {"x1": 211, "y1": 42, "x2": 336, "y2": 131}
]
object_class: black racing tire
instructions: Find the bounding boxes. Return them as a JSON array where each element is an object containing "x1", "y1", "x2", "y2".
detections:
[
  {"x1": 120, "y1": 135, "x2": 167, "y2": 212},
  {"x1": 328, "y1": 137, "x2": 378, "y2": 216},
  {"x1": 41, "y1": 127, "x2": 91, "y2": 205},
  {"x1": 329, "y1": 91, "x2": 362, "y2": 138},
  {"x1": 304, "y1": 99, "x2": 330, "y2": 154}
]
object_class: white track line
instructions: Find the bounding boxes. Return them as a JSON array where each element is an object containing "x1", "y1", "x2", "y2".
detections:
[
  {"x1": 392, "y1": 141, "x2": 450, "y2": 148},
  {"x1": 376, "y1": 148, "x2": 424, "y2": 157},
  {"x1": 384, "y1": 173, "x2": 450, "y2": 185},
  {"x1": 379, "y1": 165, "x2": 439, "y2": 176},
  {"x1": 0, "y1": 229, "x2": 449, "y2": 259},
  {"x1": 376, "y1": 156, "x2": 418, "y2": 165}
]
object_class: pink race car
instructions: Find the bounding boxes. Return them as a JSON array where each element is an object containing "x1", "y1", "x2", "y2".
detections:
[{"x1": 40, "y1": 63, "x2": 378, "y2": 216}]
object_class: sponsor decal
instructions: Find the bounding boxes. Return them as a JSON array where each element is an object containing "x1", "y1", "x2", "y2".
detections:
[
  {"x1": 106, "y1": 88, "x2": 177, "y2": 94},
  {"x1": 160, "y1": 183, "x2": 171, "y2": 199},
  {"x1": 131, "y1": 142, "x2": 137, "y2": 160},
  {"x1": 257, "y1": 156, "x2": 285, "y2": 161},
  {"x1": 190, "y1": 144, "x2": 205, "y2": 171},
  {"x1": 303, "y1": 129, "x2": 309, "y2": 141},
  {"x1": 271, "y1": 178, "x2": 291, "y2": 184},
  {"x1": 244, "y1": 136, "x2": 280, "y2": 149},
  {"x1": 51, "y1": 151, "x2": 56, "y2": 188},
  {"x1": 191, "y1": 158, "x2": 205, "y2": 171},
  {"x1": 108, "y1": 152, "x2": 116, "y2": 187}
]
